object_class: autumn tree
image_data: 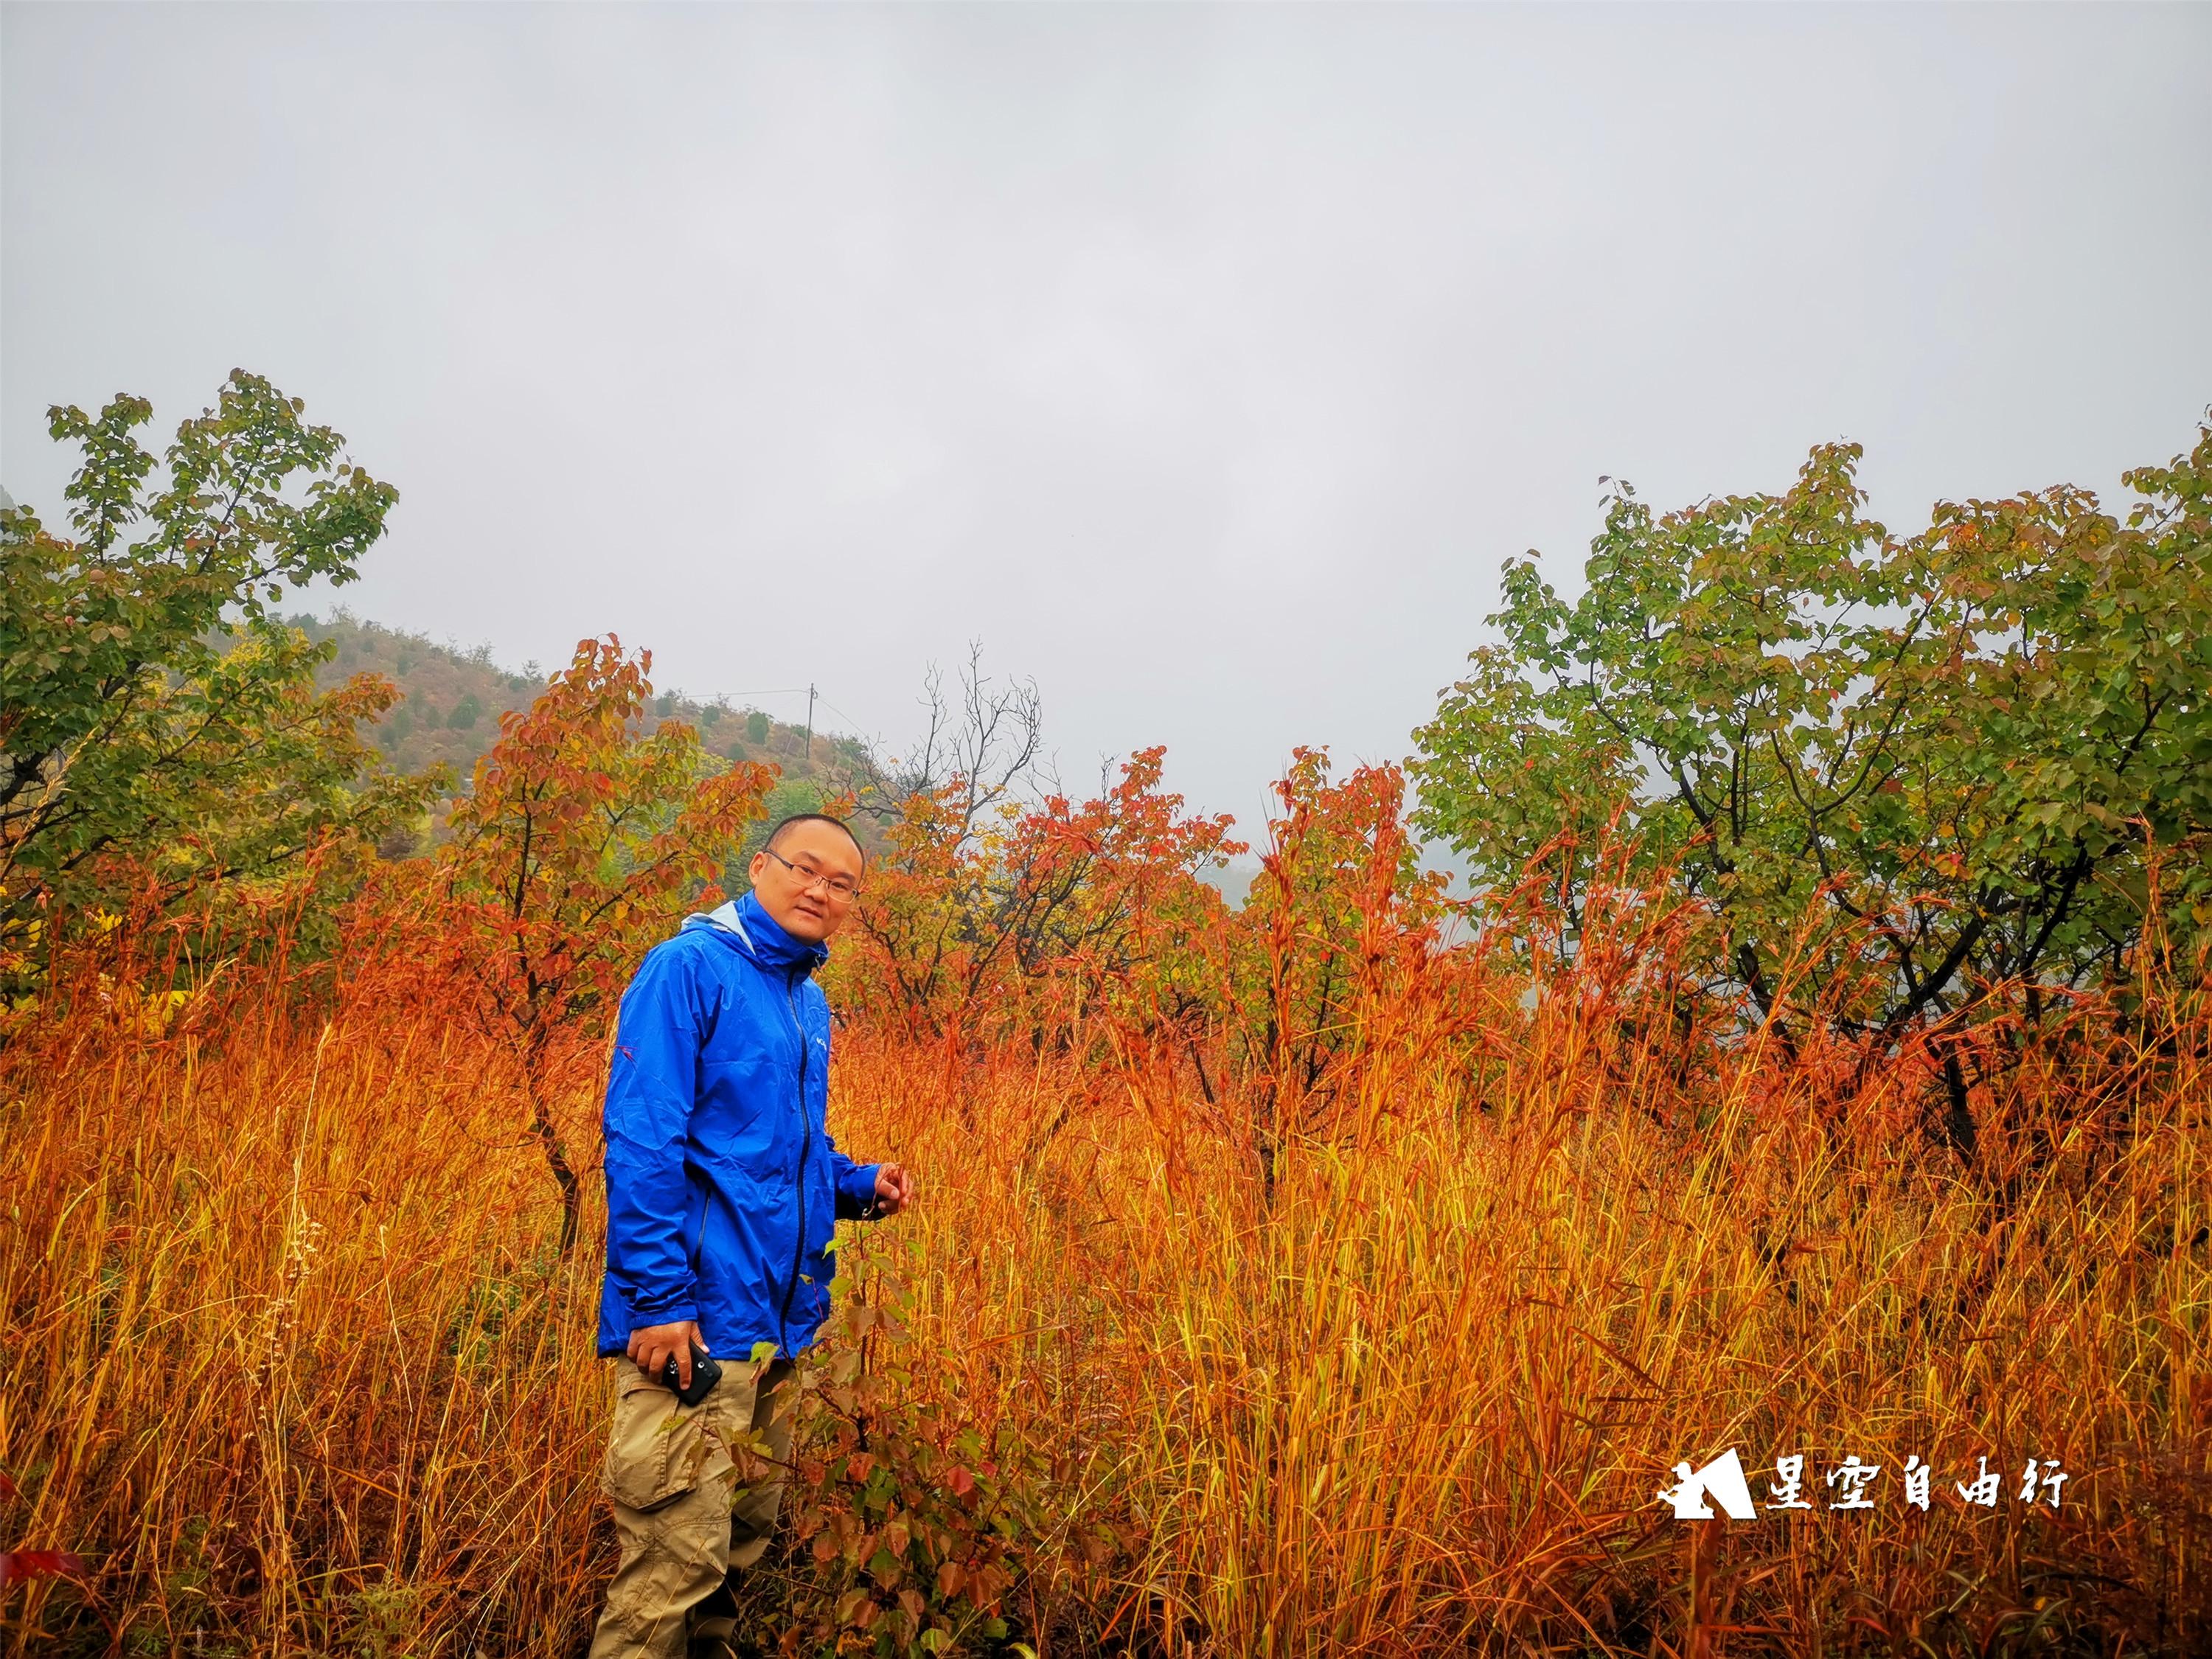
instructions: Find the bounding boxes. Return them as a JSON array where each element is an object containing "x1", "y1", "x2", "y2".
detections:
[
  {"x1": 1411, "y1": 421, "x2": 2212, "y2": 1155},
  {"x1": 841, "y1": 646, "x2": 1239, "y2": 1044},
  {"x1": 838, "y1": 646, "x2": 1048, "y2": 1038},
  {"x1": 1227, "y1": 750, "x2": 1451, "y2": 1197},
  {"x1": 434, "y1": 636, "x2": 773, "y2": 1251},
  {"x1": 851, "y1": 753, "x2": 1237, "y2": 1041},
  {"x1": 0, "y1": 373, "x2": 427, "y2": 981}
]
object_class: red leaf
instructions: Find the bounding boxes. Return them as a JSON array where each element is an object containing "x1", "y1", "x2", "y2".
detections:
[
  {"x1": 0, "y1": 1549, "x2": 87, "y2": 1589},
  {"x1": 947, "y1": 1464, "x2": 975, "y2": 1498},
  {"x1": 0, "y1": 1472, "x2": 18, "y2": 1502}
]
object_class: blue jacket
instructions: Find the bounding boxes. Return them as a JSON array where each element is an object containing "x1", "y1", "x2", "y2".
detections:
[{"x1": 596, "y1": 891, "x2": 880, "y2": 1360}]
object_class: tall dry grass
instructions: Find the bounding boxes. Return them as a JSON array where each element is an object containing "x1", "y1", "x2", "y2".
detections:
[{"x1": 2, "y1": 913, "x2": 2208, "y2": 1656}]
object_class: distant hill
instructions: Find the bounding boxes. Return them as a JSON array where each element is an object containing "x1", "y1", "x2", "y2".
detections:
[
  {"x1": 292, "y1": 612, "x2": 871, "y2": 851},
  {"x1": 289, "y1": 613, "x2": 1255, "y2": 900}
]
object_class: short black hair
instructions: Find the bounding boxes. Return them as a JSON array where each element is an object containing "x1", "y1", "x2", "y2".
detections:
[{"x1": 764, "y1": 812, "x2": 865, "y2": 867}]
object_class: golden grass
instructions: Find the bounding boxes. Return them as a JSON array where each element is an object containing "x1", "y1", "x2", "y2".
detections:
[{"x1": 2, "y1": 945, "x2": 2208, "y2": 1655}]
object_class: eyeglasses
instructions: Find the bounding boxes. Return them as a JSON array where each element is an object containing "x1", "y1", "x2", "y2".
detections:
[{"x1": 762, "y1": 846, "x2": 861, "y2": 903}]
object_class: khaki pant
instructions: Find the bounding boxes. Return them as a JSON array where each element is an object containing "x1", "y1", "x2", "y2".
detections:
[{"x1": 588, "y1": 1354, "x2": 798, "y2": 1659}]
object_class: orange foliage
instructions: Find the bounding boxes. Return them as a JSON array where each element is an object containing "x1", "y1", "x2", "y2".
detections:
[
  {"x1": 3, "y1": 702, "x2": 2208, "y2": 1658},
  {"x1": 349, "y1": 635, "x2": 774, "y2": 1252},
  {"x1": 840, "y1": 744, "x2": 1242, "y2": 1046},
  {"x1": 433, "y1": 633, "x2": 773, "y2": 1049}
]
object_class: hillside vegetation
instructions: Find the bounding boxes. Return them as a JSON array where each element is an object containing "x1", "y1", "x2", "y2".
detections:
[
  {"x1": 1, "y1": 374, "x2": 2207, "y2": 1657},
  {"x1": 294, "y1": 611, "x2": 862, "y2": 820}
]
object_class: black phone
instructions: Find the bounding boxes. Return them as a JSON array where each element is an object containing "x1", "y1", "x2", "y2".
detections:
[{"x1": 659, "y1": 1343, "x2": 722, "y2": 1407}]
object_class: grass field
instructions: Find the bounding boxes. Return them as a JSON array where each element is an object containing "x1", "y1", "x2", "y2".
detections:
[{"x1": 2, "y1": 917, "x2": 2208, "y2": 1658}]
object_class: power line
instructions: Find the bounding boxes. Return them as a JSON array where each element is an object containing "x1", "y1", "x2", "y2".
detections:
[
  {"x1": 697, "y1": 684, "x2": 882, "y2": 760},
  {"x1": 712, "y1": 685, "x2": 874, "y2": 737},
  {"x1": 815, "y1": 696, "x2": 872, "y2": 737}
]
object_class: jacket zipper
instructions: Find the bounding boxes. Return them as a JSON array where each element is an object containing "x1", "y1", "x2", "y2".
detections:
[{"x1": 776, "y1": 970, "x2": 815, "y2": 1352}]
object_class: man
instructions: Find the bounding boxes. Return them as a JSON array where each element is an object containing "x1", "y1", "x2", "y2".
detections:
[{"x1": 589, "y1": 813, "x2": 914, "y2": 1659}]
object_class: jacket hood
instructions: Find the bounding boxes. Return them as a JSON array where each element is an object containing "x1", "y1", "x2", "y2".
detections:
[{"x1": 681, "y1": 888, "x2": 830, "y2": 977}]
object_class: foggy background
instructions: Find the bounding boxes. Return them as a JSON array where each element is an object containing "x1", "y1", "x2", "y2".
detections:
[{"x1": 6, "y1": 3, "x2": 2209, "y2": 832}]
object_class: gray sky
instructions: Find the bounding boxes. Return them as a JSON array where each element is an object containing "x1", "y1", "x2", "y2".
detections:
[{"x1": 7, "y1": 4, "x2": 2209, "y2": 834}]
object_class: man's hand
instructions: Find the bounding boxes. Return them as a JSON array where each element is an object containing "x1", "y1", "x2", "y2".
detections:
[
  {"x1": 872, "y1": 1164, "x2": 916, "y2": 1217},
  {"x1": 626, "y1": 1319, "x2": 707, "y2": 1390}
]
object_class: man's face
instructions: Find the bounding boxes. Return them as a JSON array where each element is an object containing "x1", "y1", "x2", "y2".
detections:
[{"x1": 747, "y1": 821, "x2": 864, "y2": 945}]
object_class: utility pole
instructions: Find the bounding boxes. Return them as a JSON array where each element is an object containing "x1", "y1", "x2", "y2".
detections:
[{"x1": 804, "y1": 683, "x2": 816, "y2": 765}]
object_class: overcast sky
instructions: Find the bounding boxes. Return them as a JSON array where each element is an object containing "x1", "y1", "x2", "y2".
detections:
[{"x1": 7, "y1": 3, "x2": 2209, "y2": 833}]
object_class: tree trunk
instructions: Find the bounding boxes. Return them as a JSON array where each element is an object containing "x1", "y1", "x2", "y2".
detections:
[
  {"x1": 524, "y1": 1063, "x2": 581, "y2": 1256},
  {"x1": 1936, "y1": 1045, "x2": 1978, "y2": 1168}
]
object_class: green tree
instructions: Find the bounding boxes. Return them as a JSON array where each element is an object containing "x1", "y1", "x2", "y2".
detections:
[
  {"x1": 1411, "y1": 423, "x2": 2212, "y2": 1152},
  {"x1": 0, "y1": 372, "x2": 428, "y2": 976}
]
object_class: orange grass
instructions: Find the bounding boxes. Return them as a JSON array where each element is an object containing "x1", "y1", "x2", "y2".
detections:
[{"x1": 2, "y1": 935, "x2": 2208, "y2": 1656}]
